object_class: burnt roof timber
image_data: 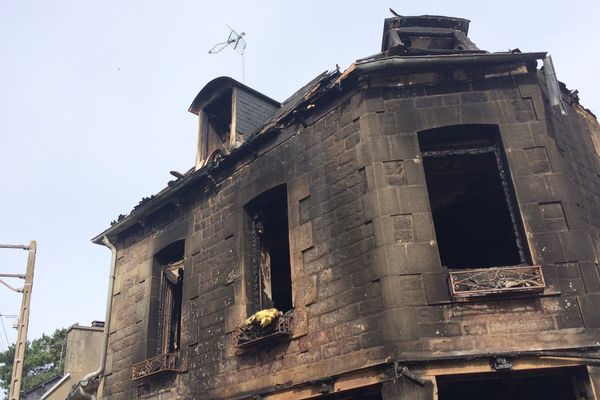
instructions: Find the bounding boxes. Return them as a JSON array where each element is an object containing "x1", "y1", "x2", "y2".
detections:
[
  {"x1": 393, "y1": 26, "x2": 469, "y2": 36},
  {"x1": 384, "y1": 15, "x2": 470, "y2": 33}
]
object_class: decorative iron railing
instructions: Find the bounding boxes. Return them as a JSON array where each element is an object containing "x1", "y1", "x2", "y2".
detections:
[
  {"x1": 236, "y1": 312, "x2": 293, "y2": 349},
  {"x1": 449, "y1": 265, "x2": 545, "y2": 298},
  {"x1": 131, "y1": 352, "x2": 178, "y2": 380}
]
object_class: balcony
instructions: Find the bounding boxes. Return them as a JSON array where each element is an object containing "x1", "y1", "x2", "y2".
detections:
[
  {"x1": 131, "y1": 352, "x2": 178, "y2": 380},
  {"x1": 235, "y1": 312, "x2": 293, "y2": 349},
  {"x1": 449, "y1": 265, "x2": 545, "y2": 298}
]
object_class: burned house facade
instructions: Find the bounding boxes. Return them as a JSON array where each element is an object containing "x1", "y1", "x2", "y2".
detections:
[{"x1": 91, "y1": 14, "x2": 600, "y2": 400}]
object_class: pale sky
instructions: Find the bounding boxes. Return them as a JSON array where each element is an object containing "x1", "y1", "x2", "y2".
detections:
[{"x1": 0, "y1": 0, "x2": 599, "y2": 361}]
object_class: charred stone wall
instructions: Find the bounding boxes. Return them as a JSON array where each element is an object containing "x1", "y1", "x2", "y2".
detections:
[
  {"x1": 358, "y1": 70, "x2": 600, "y2": 358},
  {"x1": 100, "y1": 67, "x2": 600, "y2": 400},
  {"x1": 101, "y1": 88, "x2": 390, "y2": 399}
]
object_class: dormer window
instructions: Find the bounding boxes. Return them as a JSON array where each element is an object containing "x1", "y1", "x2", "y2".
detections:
[{"x1": 189, "y1": 77, "x2": 280, "y2": 170}]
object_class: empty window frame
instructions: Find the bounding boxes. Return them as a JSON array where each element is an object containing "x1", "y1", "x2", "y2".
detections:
[
  {"x1": 419, "y1": 124, "x2": 528, "y2": 269},
  {"x1": 153, "y1": 240, "x2": 185, "y2": 355},
  {"x1": 199, "y1": 89, "x2": 233, "y2": 163},
  {"x1": 245, "y1": 185, "x2": 293, "y2": 312}
]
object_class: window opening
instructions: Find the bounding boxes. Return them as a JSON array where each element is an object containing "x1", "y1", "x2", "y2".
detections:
[
  {"x1": 203, "y1": 89, "x2": 232, "y2": 146},
  {"x1": 402, "y1": 34, "x2": 455, "y2": 50},
  {"x1": 419, "y1": 125, "x2": 528, "y2": 269},
  {"x1": 245, "y1": 185, "x2": 292, "y2": 312},
  {"x1": 199, "y1": 89, "x2": 233, "y2": 166},
  {"x1": 154, "y1": 240, "x2": 184, "y2": 354}
]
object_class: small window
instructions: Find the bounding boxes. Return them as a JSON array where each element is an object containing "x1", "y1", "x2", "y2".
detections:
[
  {"x1": 245, "y1": 185, "x2": 293, "y2": 312},
  {"x1": 419, "y1": 125, "x2": 528, "y2": 269},
  {"x1": 203, "y1": 90, "x2": 232, "y2": 148},
  {"x1": 153, "y1": 240, "x2": 184, "y2": 354},
  {"x1": 199, "y1": 89, "x2": 233, "y2": 165}
]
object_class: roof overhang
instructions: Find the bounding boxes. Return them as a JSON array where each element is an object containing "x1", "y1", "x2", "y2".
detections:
[
  {"x1": 356, "y1": 51, "x2": 547, "y2": 73},
  {"x1": 188, "y1": 76, "x2": 280, "y2": 116}
]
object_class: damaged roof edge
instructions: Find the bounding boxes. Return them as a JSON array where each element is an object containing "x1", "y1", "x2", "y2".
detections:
[
  {"x1": 91, "y1": 167, "x2": 209, "y2": 244},
  {"x1": 356, "y1": 51, "x2": 547, "y2": 71},
  {"x1": 93, "y1": 51, "x2": 548, "y2": 245},
  {"x1": 188, "y1": 76, "x2": 281, "y2": 115},
  {"x1": 92, "y1": 72, "x2": 341, "y2": 245}
]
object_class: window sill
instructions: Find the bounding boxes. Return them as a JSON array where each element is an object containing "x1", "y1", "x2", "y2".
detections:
[
  {"x1": 131, "y1": 352, "x2": 179, "y2": 380},
  {"x1": 448, "y1": 265, "x2": 545, "y2": 299},
  {"x1": 235, "y1": 312, "x2": 293, "y2": 349}
]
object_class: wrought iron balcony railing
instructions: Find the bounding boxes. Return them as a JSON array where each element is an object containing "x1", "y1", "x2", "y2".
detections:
[
  {"x1": 236, "y1": 312, "x2": 293, "y2": 349},
  {"x1": 132, "y1": 352, "x2": 178, "y2": 380},
  {"x1": 449, "y1": 265, "x2": 545, "y2": 298}
]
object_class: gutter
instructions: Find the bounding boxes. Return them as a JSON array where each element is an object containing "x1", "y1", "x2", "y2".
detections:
[
  {"x1": 356, "y1": 52, "x2": 547, "y2": 71},
  {"x1": 67, "y1": 236, "x2": 117, "y2": 400}
]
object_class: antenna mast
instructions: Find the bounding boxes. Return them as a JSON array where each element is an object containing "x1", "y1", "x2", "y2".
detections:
[{"x1": 209, "y1": 26, "x2": 247, "y2": 83}]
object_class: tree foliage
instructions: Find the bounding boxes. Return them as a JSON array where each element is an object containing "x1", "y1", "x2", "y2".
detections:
[{"x1": 0, "y1": 328, "x2": 67, "y2": 395}]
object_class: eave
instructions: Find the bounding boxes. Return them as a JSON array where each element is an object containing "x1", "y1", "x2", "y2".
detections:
[{"x1": 355, "y1": 51, "x2": 547, "y2": 72}]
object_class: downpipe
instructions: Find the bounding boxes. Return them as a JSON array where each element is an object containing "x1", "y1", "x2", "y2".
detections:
[{"x1": 75, "y1": 236, "x2": 117, "y2": 399}]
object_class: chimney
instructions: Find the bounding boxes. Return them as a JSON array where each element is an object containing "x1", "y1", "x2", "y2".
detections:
[{"x1": 381, "y1": 14, "x2": 479, "y2": 54}]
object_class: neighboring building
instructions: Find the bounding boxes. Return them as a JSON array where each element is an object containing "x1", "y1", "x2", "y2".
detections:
[
  {"x1": 89, "y1": 13, "x2": 600, "y2": 400},
  {"x1": 20, "y1": 375, "x2": 62, "y2": 400},
  {"x1": 40, "y1": 323, "x2": 104, "y2": 400}
]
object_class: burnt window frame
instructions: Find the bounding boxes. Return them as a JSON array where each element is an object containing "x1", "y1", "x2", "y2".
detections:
[
  {"x1": 418, "y1": 124, "x2": 530, "y2": 270},
  {"x1": 149, "y1": 239, "x2": 185, "y2": 356},
  {"x1": 197, "y1": 88, "x2": 235, "y2": 167},
  {"x1": 244, "y1": 184, "x2": 293, "y2": 313}
]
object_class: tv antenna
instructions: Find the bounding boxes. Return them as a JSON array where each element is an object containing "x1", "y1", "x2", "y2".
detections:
[{"x1": 209, "y1": 25, "x2": 247, "y2": 83}]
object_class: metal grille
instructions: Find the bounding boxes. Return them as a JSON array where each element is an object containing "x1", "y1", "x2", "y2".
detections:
[
  {"x1": 235, "y1": 313, "x2": 292, "y2": 349},
  {"x1": 449, "y1": 265, "x2": 545, "y2": 298},
  {"x1": 131, "y1": 353, "x2": 178, "y2": 380}
]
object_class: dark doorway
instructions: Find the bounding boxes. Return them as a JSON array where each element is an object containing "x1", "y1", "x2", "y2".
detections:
[{"x1": 437, "y1": 371, "x2": 578, "y2": 400}]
